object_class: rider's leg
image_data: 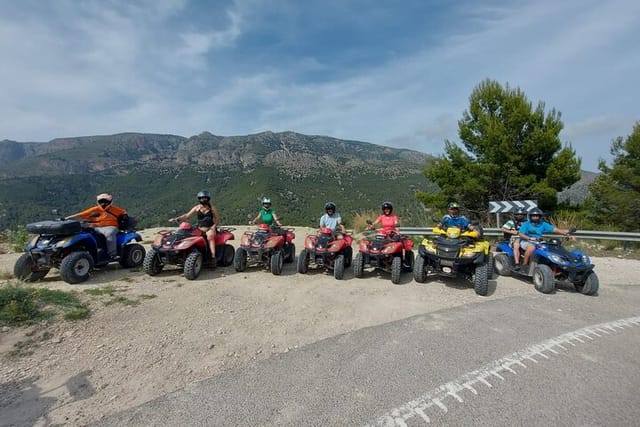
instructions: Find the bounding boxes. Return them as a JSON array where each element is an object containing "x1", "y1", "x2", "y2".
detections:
[
  {"x1": 206, "y1": 228, "x2": 216, "y2": 258},
  {"x1": 523, "y1": 244, "x2": 535, "y2": 265},
  {"x1": 513, "y1": 239, "x2": 521, "y2": 265},
  {"x1": 96, "y1": 226, "x2": 119, "y2": 258}
]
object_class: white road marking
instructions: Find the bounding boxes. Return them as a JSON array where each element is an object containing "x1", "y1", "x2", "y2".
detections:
[{"x1": 367, "y1": 316, "x2": 640, "y2": 426}]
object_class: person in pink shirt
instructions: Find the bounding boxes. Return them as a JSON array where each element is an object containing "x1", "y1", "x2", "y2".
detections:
[{"x1": 369, "y1": 201, "x2": 399, "y2": 233}]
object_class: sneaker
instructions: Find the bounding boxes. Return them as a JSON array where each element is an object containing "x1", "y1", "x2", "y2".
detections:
[{"x1": 513, "y1": 264, "x2": 520, "y2": 271}]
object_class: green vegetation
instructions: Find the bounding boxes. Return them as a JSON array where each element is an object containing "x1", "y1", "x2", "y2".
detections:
[
  {"x1": 84, "y1": 286, "x2": 156, "y2": 306},
  {"x1": 0, "y1": 285, "x2": 89, "y2": 325},
  {"x1": 418, "y1": 79, "x2": 581, "y2": 219},
  {"x1": 587, "y1": 121, "x2": 640, "y2": 232}
]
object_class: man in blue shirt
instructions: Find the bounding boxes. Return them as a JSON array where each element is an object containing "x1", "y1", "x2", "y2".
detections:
[
  {"x1": 319, "y1": 202, "x2": 346, "y2": 238},
  {"x1": 517, "y1": 208, "x2": 574, "y2": 270},
  {"x1": 437, "y1": 202, "x2": 475, "y2": 231}
]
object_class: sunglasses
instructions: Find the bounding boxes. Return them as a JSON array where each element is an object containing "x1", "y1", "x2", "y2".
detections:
[
  {"x1": 198, "y1": 197, "x2": 209, "y2": 200},
  {"x1": 98, "y1": 199, "x2": 111, "y2": 204}
]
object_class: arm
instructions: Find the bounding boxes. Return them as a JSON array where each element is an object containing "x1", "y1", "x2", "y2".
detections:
[
  {"x1": 212, "y1": 205, "x2": 219, "y2": 228},
  {"x1": 553, "y1": 226, "x2": 576, "y2": 240},
  {"x1": 171, "y1": 205, "x2": 198, "y2": 222},
  {"x1": 66, "y1": 206, "x2": 96, "y2": 220},
  {"x1": 272, "y1": 213, "x2": 282, "y2": 227}
]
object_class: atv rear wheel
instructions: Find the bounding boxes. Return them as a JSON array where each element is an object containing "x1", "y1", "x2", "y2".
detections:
[
  {"x1": 234, "y1": 247, "x2": 248, "y2": 272},
  {"x1": 575, "y1": 271, "x2": 599, "y2": 296},
  {"x1": 297, "y1": 249, "x2": 309, "y2": 274},
  {"x1": 221, "y1": 244, "x2": 235, "y2": 267},
  {"x1": 473, "y1": 262, "x2": 489, "y2": 296},
  {"x1": 271, "y1": 250, "x2": 284, "y2": 275},
  {"x1": 59, "y1": 251, "x2": 94, "y2": 284},
  {"x1": 344, "y1": 246, "x2": 353, "y2": 267},
  {"x1": 14, "y1": 253, "x2": 49, "y2": 282},
  {"x1": 334, "y1": 254, "x2": 345, "y2": 280},
  {"x1": 493, "y1": 253, "x2": 513, "y2": 277},
  {"x1": 413, "y1": 254, "x2": 426, "y2": 283},
  {"x1": 284, "y1": 243, "x2": 296, "y2": 263},
  {"x1": 391, "y1": 256, "x2": 402, "y2": 284},
  {"x1": 184, "y1": 251, "x2": 203, "y2": 280},
  {"x1": 353, "y1": 252, "x2": 364, "y2": 278},
  {"x1": 143, "y1": 248, "x2": 164, "y2": 276},
  {"x1": 120, "y1": 244, "x2": 145, "y2": 268},
  {"x1": 533, "y1": 264, "x2": 555, "y2": 294}
]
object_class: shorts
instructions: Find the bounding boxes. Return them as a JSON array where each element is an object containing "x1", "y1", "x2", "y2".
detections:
[{"x1": 519, "y1": 239, "x2": 535, "y2": 250}]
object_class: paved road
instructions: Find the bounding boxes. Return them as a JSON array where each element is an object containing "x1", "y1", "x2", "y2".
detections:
[{"x1": 97, "y1": 283, "x2": 640, "y2": 426}]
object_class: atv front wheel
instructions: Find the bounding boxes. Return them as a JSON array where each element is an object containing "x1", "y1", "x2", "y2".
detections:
[
  {"x1": 184, "y1": 251, "x2": 203, "y2": 280},
  {"x1": 234, "y1": 247, "x2": 248, "y2": 272},
  {"x1": 334, "y1": 254, "x2": 345, "y2": 280},
  {"x1": 533, "y1": 264, "x2": 554, "y2": 294},
  {"x1": 353, "y1": 253, "x2": 365, "y2": 278},
  {"x1": 473, "y1": 262, "x2": 489, "y2": 296},
  {"x1": 143, "y1": 248, "x2": 164, "y2": 276},
  {"x1": 391, "y1": 256, "x2": 402, "y2": 284},
  {"x1": 413, "y1": 255, "x2": 426, "y2": 283},
  {"x1": 59, "y1": 251, "x2": 94, "y2": 284},
  {"x1": 297, "y1": 249, "x2": 309, "y2": 274},
  {"x1": 120, "y1": 244, "x2": 145, "y2": 268},
  {"x1": 271, "y1": 250, "x2": 284, "y2": 275},
  {"x1": 14, "y1": 253, "x2": 50, "y2": 282},
  {"x1": 575, "y1": 271, "x2": 599, "y2": 296},
  {"x1": 493, "y1": 253, "x2": 513, "y2": 277}
]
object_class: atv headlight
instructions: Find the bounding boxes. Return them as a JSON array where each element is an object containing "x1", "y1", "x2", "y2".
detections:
[
  {"x1": 460, "y1": 251, "x2": 476, "y2": 258},
  {"x1": 549, "y1": 254, "x2": 568, "y2": 265},
  {"x1": 422, "y1": 245, "x2": 436, "y2": 254},
  {"x1": 582, "y1": 255, "x2": 590, "y2": 264}
]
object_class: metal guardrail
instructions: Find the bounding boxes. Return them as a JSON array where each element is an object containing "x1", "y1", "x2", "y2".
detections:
[{"x1": 399, "y1": 227, "x2": 640, "y2": 243}]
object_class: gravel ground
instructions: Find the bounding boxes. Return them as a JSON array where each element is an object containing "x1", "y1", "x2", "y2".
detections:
[{"x1": 1, "y1": 226, "x2": 638, "y2": 426}]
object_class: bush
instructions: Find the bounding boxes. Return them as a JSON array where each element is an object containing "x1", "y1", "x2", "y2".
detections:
[{"x1": 0, "y1": 285, "x2": 90, "y2": 325}]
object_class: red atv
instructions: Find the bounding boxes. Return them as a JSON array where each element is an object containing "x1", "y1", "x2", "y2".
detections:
[
  {"x1": 143, "y1": 221, "x2": 236, "y2": 280},
  {"x1": 234, "y1": 224, "x2": 296, "y2": 275},
  {"x1": 297, "y1": 227, "x2": 354, "y2": 280},
  {"x1": 353, "y1": 228, "x2": 414, "y2": 284}
]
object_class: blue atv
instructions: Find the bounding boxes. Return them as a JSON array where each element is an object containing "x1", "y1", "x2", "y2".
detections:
[
  {"x1": 14, "y1": 215, "x2": 146, "y2": 284},
  {"x1": 493, "y1": 230, "x2": 598, "y2": 295}
]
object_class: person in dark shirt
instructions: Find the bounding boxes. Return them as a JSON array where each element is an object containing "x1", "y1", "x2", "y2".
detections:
[{"x1": 170, "y1": 190, "x2": 219, "y2": 260}]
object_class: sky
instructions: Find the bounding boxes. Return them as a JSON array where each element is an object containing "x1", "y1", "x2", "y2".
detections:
[{"x1": 1, "y1": 0, "x2": 638, "y2": 172}]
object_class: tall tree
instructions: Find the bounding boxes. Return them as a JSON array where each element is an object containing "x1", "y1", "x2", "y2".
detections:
[
  {"x1": 588, "y1": 121, "x2": 640, "y2": 231},
  {"x1": 418, "y1": 79, "x2": 581, "y2": 218}
]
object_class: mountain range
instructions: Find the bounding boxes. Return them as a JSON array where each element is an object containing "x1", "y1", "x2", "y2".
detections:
[{"x1": 0, "y1": 131, "x2": 436, "y2": 229}]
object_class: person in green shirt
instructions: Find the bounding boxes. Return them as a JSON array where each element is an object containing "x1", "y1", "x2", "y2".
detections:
[{"x1": 250, "y1": 197, "x2": 282, "y2": 227}]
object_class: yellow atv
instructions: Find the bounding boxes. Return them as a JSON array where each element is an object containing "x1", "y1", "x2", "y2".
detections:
[{"x1": 413, "y1": 226, "x2": 492, "y2": 296}]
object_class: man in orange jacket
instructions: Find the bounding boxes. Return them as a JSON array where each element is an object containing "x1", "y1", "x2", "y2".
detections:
[{"x1": 67, "y1": 193, "x2": 128, "y2": 259}]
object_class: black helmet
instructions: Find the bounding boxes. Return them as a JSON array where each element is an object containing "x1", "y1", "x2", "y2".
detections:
[
  {"x1": 197, "y1": 190, "x2": 210, "y2": 200},
  {"x1": 324, "y1": 202, "x2": 336, "y2": 212},
  {"x1": 513, "y1": 207, "x2": 527, "y2": 216},
  {"x1": 447, "y1": 202, "x2": 460, "y2": 209},
  {"x1": 528, "y1": 207, "x2": 543, "y2": 222},
  {"x1": 382, "y1": 202, "x2": 393, "y2": 212}
]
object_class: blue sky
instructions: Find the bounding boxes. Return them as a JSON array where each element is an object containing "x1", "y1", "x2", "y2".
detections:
[{"x1": 1, "y1": 0, "x2": 638, "y2": 172}]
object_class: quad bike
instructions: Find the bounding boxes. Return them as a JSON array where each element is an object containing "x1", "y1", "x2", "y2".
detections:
[
  {"x1": 297, "y1": 227, "x2": 353, "y2": 280},
  {"x1": 234, "y1": 224, "x2": 296, "y2": 275},
  {"x1": 493, "y1": 230, "x2": 598, "y2": 295},
  {"x1": 14, "y1": 214, "x2": 145, "y2": 284},
  {"x1": 352, "y1": 228, "x2": 414, "y2": 284},
  {"x1": 413, "y1": 225, "x2": 491, "y2": 296},
  {"x1": 143, "y1": 221, "x2": 236, "y2": 280}
]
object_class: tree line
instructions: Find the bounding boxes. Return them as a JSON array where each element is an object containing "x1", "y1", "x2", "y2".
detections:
[{"x1": 418, "y1": 79, "x2": 639, "y2": 232}]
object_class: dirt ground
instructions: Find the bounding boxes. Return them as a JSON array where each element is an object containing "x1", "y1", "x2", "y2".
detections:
[{"x1": 1, "y1": 226, "x2": 639, "y2": 426}]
